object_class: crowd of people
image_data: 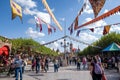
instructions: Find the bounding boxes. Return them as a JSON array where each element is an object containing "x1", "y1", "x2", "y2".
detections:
[{"x1": 0, "y1": 52, "x2": 120, "y2": 80}]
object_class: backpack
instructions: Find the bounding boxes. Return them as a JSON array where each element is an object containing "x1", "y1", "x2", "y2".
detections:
[{"x1": 94, "y1": 63, "x2": 102, "y2": 74}]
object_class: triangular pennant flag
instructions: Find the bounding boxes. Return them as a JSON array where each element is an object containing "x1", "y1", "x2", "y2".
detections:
[
  {"x1": 34, "y1": 16, "x2": 42, "y2": 32},
  {"x1": 76, "y1": 30, "x2": 81, "y2": 37},
  {"x1": 68, "y1": 23, "x2": 74, "y2": 35},
  {"x1": 89, "y1": 28, "x2": 94, "y2": 32},
  {"x1": 47, "y1": 24, "x2": 52, "y2": 34},
  {"x1": 74, "y1": 16, "x2": 79, "y2": 30},
  {"x1": 70, "y1": 26, "x2": 73, "y2": 35},
  {"x1": 103, "y1": 25, "x2": 111, "y2": 35},
  {"x1": 89, "y1": 0, "x2": 106, "y2": 17},
  {"x1": 10, "y1": 0, "x2": 22, "y2": 22},
  {"x1": 50, "y1": 25, "x2": 56, "y2": 32}
]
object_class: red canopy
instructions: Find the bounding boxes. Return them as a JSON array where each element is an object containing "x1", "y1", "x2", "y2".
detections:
[{"x1": 0, "y1": 46, "x2": 9, "y2": 56}]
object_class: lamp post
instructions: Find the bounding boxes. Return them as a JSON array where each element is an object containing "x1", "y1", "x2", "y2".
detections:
[{"x1": 60, "y1": 39, "x2": 69, "y2": 66}]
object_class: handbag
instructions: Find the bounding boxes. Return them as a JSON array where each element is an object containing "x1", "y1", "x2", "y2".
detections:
[{"x1": 102, "y1": 74, "x2": 107, "y2": 80}]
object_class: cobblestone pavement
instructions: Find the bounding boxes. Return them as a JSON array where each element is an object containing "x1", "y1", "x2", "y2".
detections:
[{"x1": 0, "y1": 64, "x2": 120, "y2": 80}]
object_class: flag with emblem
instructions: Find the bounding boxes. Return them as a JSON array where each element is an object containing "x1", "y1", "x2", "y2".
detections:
[
  {"x1": 89, "y1": 0, "x2": 106, "y2": 18},
  {"x1": 10, "y1": 0, "x2": 22, "y2": 22}
]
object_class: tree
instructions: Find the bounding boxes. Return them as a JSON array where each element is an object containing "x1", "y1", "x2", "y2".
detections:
[{"x1": 79, "y1": 32, "x2": 120, "y2": 55}]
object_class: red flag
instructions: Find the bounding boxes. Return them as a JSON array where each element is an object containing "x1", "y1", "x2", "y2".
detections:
[{"x1": 89, "y1": 0, "x2": 106, "y2": 18}]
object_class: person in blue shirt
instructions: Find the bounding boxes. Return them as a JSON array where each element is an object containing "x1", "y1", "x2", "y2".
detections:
[{"x1": 14, "y1": 54, "x2": 23, "y2": 80}]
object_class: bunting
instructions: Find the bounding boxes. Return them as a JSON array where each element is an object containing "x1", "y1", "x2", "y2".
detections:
[
  {"x1": 76, "y1": 6, "x2": 120, "y2": 30},
  {"x1": 68, "y1": 2, "x2": 87, "y2": 32},
  {"x1": 103, "y1": 25, "x2": 111, "y2": 35},
  {"x1": 34, "y1": 16, "x2": 42, "y2": 32},
  {"x1": 47, "y1": 24, "x2": 52, "y2": 34},
  {"x1": 89, "y1": 28, "x2": 94, "y2": 32},
  {"x1": 75, "y1": 23, "x2": 120, "y2": 36},
  {"x1": 76, "y1": 30, "x2": 80, "y2": 37},
  {"x1": 78, "y1": 2, "x2": 87, "y2": 15},
  {"x1": 50, "y1": 25, "x2": 56, "y2": 32},
  {"x1": 10, "y1": 0, "x2": 22, "y2": 22},
  {"x1": 74, "y1": 16, "x2": 79, "y2": 30},
  {"x1": 68, "y1": 23, "x2": 74, "y2": 35},
  {"x1": 42, "y1": 0, "x2": 62, "y2": 31},
  {"x1": 89, "y1": 0, "x2": 106, "y2": 18}
]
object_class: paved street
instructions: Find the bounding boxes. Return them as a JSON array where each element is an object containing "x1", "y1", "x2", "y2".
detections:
[{"x1": 0, "y1": 63, "x2": 120, "y2": 80}]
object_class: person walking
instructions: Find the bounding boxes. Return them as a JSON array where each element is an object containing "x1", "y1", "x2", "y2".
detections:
[
  {"x1": 53, "y1": 58, "x2": 59, "y2": 72},
  {"x1": 82, "y1": 57, "x2": 87, "y2": 70},
  {"x1": 14, "y1": 54, "x2": 23, "y2": 80},
  {"x1": 35, "y1": 55, "x2": 40, "y2": 73},
  {"x1": 90, "y1": 56, "x2": 104, "y2": 80},
  {"x1": 77, "y1": 58, "x2": 81, "y2": 70}
]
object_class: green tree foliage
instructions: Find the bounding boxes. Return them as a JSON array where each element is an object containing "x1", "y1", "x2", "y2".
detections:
[
  {"x1": 0, "y1": 36, "x2": 58, "y2": 56},
  {"x1": 79, "y1": 32, "x2": 120, "y2": 55}
]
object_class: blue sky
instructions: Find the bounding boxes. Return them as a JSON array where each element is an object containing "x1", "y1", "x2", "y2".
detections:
[{"x1": 0, "y1": 0, "x2": 120, "y2": 52}]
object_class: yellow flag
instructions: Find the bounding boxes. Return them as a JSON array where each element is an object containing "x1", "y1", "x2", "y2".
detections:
[{"x1": 10, "y1": 0, "x2": 22, "y2": 21}]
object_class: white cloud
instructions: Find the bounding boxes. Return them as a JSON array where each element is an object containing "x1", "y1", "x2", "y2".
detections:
[
  {"x1": 28, "y1": 18, "x2": 35, "y2": 24},
  {"x1": 43, "y1": 8, "x2": 55, "y2": 12},
  {"x1": 14, "y1": 0, "x2": 36, "y2": 9},
  {"x1": 40, "y1": 41, "x2": 46, "y2": 44},
  {"x1": 74, "y1": 18, "x2": 108, "y2": 50},
  {"x1": 84, "y1": 3, "x2": 93, "y2": 14},
  {"x1": 104, "y1": 9, "x2": 108, "y2": 13},
  {"x1": 79, "y1": 32, "x2": 98, "y2": 43},
  {"x1": 26, "y1": 27, "x2": 45, "y2": 38},
  {"x1": 85, "y1": 18, "x2": 92, "y2": 22},
  {"x1": 15, "y1": 0, "x2": 51, "y2": 24},
  {"x1": 59, "y1": 18, "x2": 65, "y2": 21},
  {"x1": 110, "y1": 25, "x2": 120, "y2": 32},
  {"x1": 47, "y1": 42, "x2": 59, "y2": 51},
  {"x1": 24, "y1": 8, "x2": 51, "y2": 24}
]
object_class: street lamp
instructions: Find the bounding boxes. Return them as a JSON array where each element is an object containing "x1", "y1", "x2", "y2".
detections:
[{"x1": 60, "y1": 39, "x2": 69, "y2": 66}]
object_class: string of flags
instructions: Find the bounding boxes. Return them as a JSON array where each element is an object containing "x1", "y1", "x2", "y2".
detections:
[
  {"x1": 68, "y1": 5, "x2": 120, "y2": 35},
  {"x1": 68, "y1": 0, "x2": 106, "y2": 31},
  {"x1": 34, "y1": 16, "x2": 56, "y2": 35},
  {"x1": 42, "y1": 0, "x2": 62, "y2": 31},
  {"x1": 10, "y1": 0, "x2": 22, "y2": 23},
  {"x1": 89, "y1": 0, "x2": 106, "y2": 18},
  {"x1": 42, "y1": 36, "x2": 67, "y2": 45},
  {"x1": 42, "y1": 35, "x2": 101, "y2": 49},
  {"x1": 77, "y1": 6, "x2": 120, "y2": 29},
  {"x1": 9, "y1": 0, "x2": 59, "y2": 34},
  {"x1": 76, "y1": 23, "x2": 120, "y2": 37},
  {"x1": 69, "y1": 2, "x2": 87, "y2": 31}
]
